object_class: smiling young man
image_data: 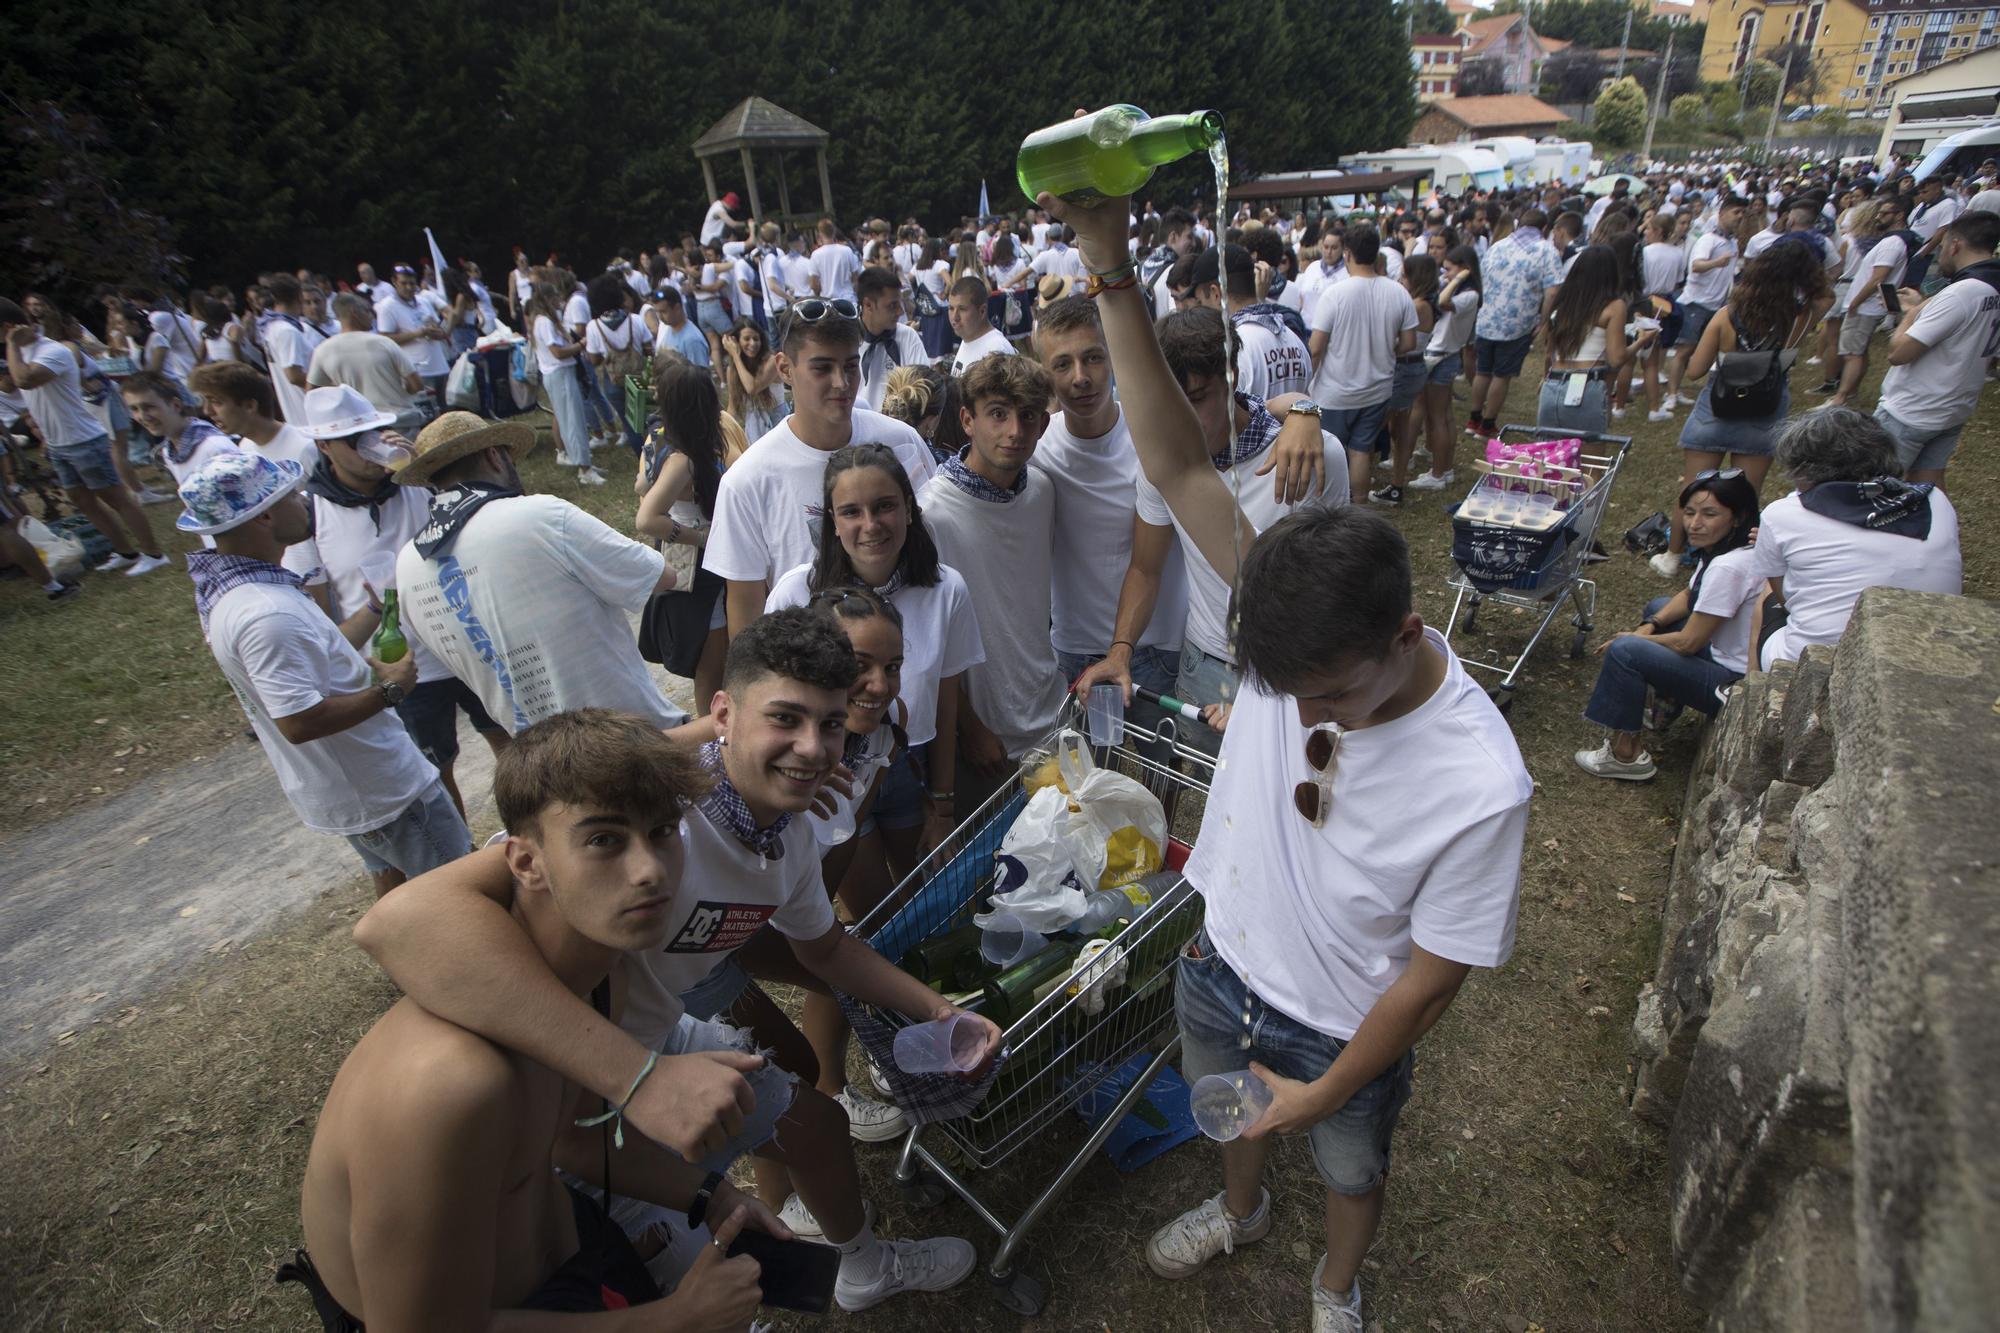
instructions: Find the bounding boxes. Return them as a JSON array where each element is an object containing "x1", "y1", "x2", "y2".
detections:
[
  {"x1": 918, "y1": 353, "x2": 1067, "y2": 811},
  {"x1": 187, "y1": 359, "x2": 320, "y2": 473},
  {"x1": 704, "y1": 302, "x2": 936, "y2": 639},
  {"x1": 290, "y1": 709, "x2": 772, "y2": 1330},
  {"x1": 1040, "y1": 177, "x2": 1532, "y2": 1333},
  {"x1": 355, "y1": 613, "x2": 989, "y2": 1314}
]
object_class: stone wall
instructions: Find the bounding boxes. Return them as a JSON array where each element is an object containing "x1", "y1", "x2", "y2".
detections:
[{"x1": 1629, "y1": 587, "x2": 2000, "y2": 1333}]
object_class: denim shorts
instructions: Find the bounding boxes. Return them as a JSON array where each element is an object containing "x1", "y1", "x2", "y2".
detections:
[
  {"x1": 1474, "y1": 331, "x2": 1534, "y2": 378},
  {"x1": 1536, "y1": 375, "x2": 1608, "y2": 436},
  {"x1": 1678, "y1": 380, "x2": 1786, "y2": 457},
  {"x1": 1056, "y1": 644, "x2": 1179, "y2": 748},
  {"x1": 395, "y1": 675, "x2": 504, "y2": 769},
  {"x1": 1426, "y1": 350, "x2": 1461, "y2": 385},
  {"x1": 695, "y1": 302, "x2": 732, "y2": 335},
  {"x1": 1875, "y1": 406, "x2": 1962, "y2": 473},
  {"x1": 680, "y1": 954, "x2": 755, "y2": 1022},
  {"x1": 345, "y1": 779, "x2": 472, "y2": 877},
  {"x1": 1177, "y1": 929, "x2": 1415, "y2": 1195},
  {"x1": 1174, "y1": 641, "x2": 1240, "y2": 759},
  {"x1": 1321, "y1": 400, "x2": 1388, "y2": 460},
  {"x1": 1386, "y1": 358, "x2": 1428, "y2": 413},
  {"x1": 869, "y1": 739, "x2": 928, "y2": 834},
  {"x1": 47, "y1": 435, "x2": 120, "y2": 491},
  {"x1": 1676, "y1": 302, "x2": 1719, "y2": 349}
]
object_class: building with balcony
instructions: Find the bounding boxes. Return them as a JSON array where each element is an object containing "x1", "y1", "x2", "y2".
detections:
[{"x1": 1414, "y1": 32, "x2": 1465, "y2": 101}]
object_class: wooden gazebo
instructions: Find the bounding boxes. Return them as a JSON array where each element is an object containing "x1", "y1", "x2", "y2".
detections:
[{"x1": 691, "y1": 96, "x2": 833, "y2": 231}]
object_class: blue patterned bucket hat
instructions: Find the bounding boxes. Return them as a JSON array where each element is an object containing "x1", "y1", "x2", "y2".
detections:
[{"x1": 176, "y1": 451, "x2": 305, "y2": 535}]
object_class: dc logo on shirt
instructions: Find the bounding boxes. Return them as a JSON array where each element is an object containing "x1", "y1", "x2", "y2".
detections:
[{"x1": 664, "y1": 901, "x2": 776, "y2": 953}]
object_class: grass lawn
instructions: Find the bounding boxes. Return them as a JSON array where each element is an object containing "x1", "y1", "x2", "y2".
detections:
[{"x1": 2, "y1": 351, "x2": 1993, "y2": 1331}]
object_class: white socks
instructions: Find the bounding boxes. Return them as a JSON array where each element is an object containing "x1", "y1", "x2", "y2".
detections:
[{"x1": 834, "y1": 1219, "x2": 885, "y2": 1282}]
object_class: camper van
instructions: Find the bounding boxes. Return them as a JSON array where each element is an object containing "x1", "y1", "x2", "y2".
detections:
[{"x1": 1472, "y1": 136, "x2": 1541, "y2": 186}]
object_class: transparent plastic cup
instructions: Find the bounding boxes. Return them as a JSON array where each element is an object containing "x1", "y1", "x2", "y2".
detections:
[
  {"x1": 1190, "y1": 1069, "x2": 1276, "y2": 1141},
  {"x1": 979, "y1": 909, "x2": 1049, "y2": 967},
  {"x1": 1086, "y1": 683, "x2": 1125, "y2": 748},
  {"x1": 892, "y1": 1012, "x2": 985, "y2": 1075}
]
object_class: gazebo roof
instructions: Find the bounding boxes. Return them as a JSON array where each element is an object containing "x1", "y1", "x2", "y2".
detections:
[{"x1": 692, "y1": 97, "x2": 829, "y2": 156}]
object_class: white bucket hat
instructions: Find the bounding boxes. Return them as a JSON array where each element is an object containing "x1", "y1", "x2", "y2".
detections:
[
  {"x1": 297, "y1": 384, "x2": 399, "y2": 440},
  {"x1": 175, "y1": 452, "x2": 306, "y2": 535}
]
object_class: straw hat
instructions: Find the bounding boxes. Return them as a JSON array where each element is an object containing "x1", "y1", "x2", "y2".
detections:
[
  {"x1": 1036, "y1": 274, "x2": 1075, "y2": 307},
  {"x1": 395, "y1": 411, "x2": 535, "y2": 486}
]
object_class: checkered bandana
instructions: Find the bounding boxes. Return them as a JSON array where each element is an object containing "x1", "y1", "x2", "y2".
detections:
[{"x1": 694, "y1": 740, "x2": 791, "y2": 861}]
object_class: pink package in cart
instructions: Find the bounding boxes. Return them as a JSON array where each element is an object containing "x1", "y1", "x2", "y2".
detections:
[{"x1": 1485, "y1": 437, "x2": 1580, "y2": 488}]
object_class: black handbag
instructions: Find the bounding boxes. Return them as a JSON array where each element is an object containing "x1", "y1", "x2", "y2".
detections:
[
  {"x1": 1710, "y1": 320, "x2": 1798, "y2": 421},
  {"x1": 1624, "y1": 510, "x2": 1671, "y2": 555},
  {"x1": 637, "y1": 565, "x2": 724, "y2": 678}
]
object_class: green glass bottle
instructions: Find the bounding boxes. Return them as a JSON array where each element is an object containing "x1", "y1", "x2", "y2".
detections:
[
  {"x1": 973, "y1": 940, "x2": 1083, "y2": 1030},
  {"x1": 1016, "y1": 105, "x2": 1223, "y2": 205},
  {"x1": 373, "y1": 589, "x2": 408, "y2": 664},
  {"x1": 903, "y1": 924, "x2": 988, "y2": 991}
]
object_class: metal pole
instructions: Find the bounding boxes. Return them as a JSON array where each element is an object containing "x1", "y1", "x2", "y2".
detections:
[
  {"x1": 1615, "y1": 4, "x2": 1633, "y2": 80},
  {"x1": 1763, "y1": 44, "x2": 1796, "y2": 157},
  {"x1": 1642, "y1": 32, "x2": 1675, "y2": 163}
]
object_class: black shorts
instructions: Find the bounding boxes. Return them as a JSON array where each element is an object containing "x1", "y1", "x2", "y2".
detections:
[{"x1": 395, "y1": 676, "x2": 503, "y2": 769}]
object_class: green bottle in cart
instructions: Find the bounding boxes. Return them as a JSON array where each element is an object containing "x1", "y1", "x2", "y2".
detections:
[
  {"x1": 970, "y1": 940, "x2": 1084, "y2": 1031},
  {"x1": 1016, "y1": 105, "x2": 1222, "y2": 205}
]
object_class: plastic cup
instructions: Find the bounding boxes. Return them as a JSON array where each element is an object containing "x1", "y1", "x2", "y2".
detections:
[
  {"x1": 1190, "y1": 1069, "x2": 1275, "y2": 1141},
  {"x1": 892, "y1": 1012, "x2": 985, "y2": 1075},
  {"x1": 979, "y1": 909, "x2": 1049, "y2": 967},
  {"x1": 1086, "y1": 683, "x2": 1125, "y2": 748}
]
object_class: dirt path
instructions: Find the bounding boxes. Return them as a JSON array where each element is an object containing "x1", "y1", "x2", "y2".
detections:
[{"x1": 0, "y1": 728, "x2": 502, "y2": 1066}]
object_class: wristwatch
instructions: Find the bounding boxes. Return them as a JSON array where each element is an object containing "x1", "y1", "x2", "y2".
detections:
[
  {"x1": 686, "y1": 1169, "x2": 727, "y2": 1230},
  {"x1": 378, "y1": 679, "x2": 407, "y2": 708},
  {"x1": 1286, "y1": 399, "x2": 1322, "y2": 420}
]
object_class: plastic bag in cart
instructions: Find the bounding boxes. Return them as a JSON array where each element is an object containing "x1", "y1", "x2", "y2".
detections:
[
  {"x1": 982, "y1": 734, "x2": 1167, "y2": 932},
  {"x1": 1059, "y1": 735, "x2": 1167, "y2": 891}
]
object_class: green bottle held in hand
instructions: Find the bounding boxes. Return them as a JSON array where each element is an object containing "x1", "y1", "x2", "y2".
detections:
[
  {"x1": 1016, "y1": 105, "x2": 1223, "y2": 205},
  {"x1": 373, "y1": 588, "x2": 408, "y2": 664}
]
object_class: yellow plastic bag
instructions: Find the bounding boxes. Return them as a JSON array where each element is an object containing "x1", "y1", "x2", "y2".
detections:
[{"x1": 1051, "y1": 731, "x2": 1166, "y2": 891}]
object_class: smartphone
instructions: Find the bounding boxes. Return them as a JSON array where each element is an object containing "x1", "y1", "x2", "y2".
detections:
[
  {"x1": 726, "y1": 1228, "x2": 842, "y2": 1313},
  {"x1": 1881, "y1": 283, "x2": 1903, "y2": 319}
]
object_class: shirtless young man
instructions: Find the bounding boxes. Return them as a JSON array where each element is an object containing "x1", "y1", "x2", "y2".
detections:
[{"x1": 289, "y1": 709, "x2": 783, "y2": 1331}]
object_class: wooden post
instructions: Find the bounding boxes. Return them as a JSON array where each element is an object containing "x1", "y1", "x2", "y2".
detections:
[
  {"x1": 776, "y1": 152, "x2": 794, "y2": 224},
  {"x1": 700, "y1": 156, "x2": 720, "y2": 208},
  {"x1": 740, "y1": 147, "x2": 764, "y2": 233},
  {"x1": 817, "y1": 147, "x2": 834, "y2": 221}
]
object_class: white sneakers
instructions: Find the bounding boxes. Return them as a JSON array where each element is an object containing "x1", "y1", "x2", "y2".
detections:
[
  {"x1": 778, "y1": 1193, "x2": 876, "y2": 1243},
  {"x1": 1310, "y1": 1256, "x2": 1365, "y2": 1333},
  {"x1": 1408, "y1": 469, "x2": 1454, "y2": 491},
  {"x1": 1647, "y1": 406, "x2": 1675, "y2": 423},
  {"x1": 576, "y1": 466, "x2": 607, "y2": 486},
  {"x1": 1145, "y1": 1189, "x2": 1271, "y2": 1279},
  {"x1": 833, "y1": 1235, "x2": 978, "y2": 1312},
  {"x1": 125, "y1": 553, "x2": 171, "y2": 577},
  {"x1": 1648, "y1": 550, "x2": 1685, "y2": 578},
  {"x1": 1574, "y1": 741, "x2": 1658, "y2": 781},
  {"x1": 133, "y1": 486, "x2": 177, "y2": 505},
  {"x1": 836, "y1": 1084, "x2": 908, "y2": 1143}
]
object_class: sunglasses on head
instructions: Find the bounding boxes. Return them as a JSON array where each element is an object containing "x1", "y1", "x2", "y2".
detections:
[
  {"x1": 1692, "y1": 467, "x2": 1744, "y2": 483},
  {"x1": 1293, "y1": 727, "x2": 1341, "y2": 827},
  {"x1": 790, "y1": 298, "x2": 857, "y2": 323}
]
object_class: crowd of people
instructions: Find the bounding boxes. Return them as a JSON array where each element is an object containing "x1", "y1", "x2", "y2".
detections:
[{"x1": 0, "y1": 142, "x2": 1989, "y2": 1332}]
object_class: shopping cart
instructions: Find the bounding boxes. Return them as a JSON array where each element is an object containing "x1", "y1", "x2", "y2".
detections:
[
  {"x1": 850, "y1": 706, "x2": 1216, "y2": 1315},
  {"x1": 1443, "y1": 424, "x2": 1633, "y2": 711}
]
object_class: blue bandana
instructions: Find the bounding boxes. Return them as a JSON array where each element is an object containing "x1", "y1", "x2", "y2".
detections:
[
  {"x1": 695, "y1": 740, "x2": 791, "y2": 861},
  {"x1": 1798, "y1": 477, "x2": 1934, "y2": 541},
  {"x1": 188, "y1": 551, "x2": 308, "y2": 630},
  {"x1": 938, "y1": 449, "x2": 1027, "y2": 503},
  {"x1": 166, "y1": 418, "x2": 231, "y2": 467},
  {"x1": 1216, "y1": 392, "x2": 1282, "y2": 472}
]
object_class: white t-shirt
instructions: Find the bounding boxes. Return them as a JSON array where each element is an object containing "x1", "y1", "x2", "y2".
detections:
[
  {"x1": 1135, "y1": 426, "x2": 1349, "y2": 663},
  {"x1": 1233, "y1": 314, "x2": 1311, "y2": 401},
  {"x1": 1852, "y1": 235, "x2": 1911, "y2": 318},
  {"x1": 700, "y1": 200, "x2": 735, "y2": 246},
  {"x1": 18, "y1": 337, "x2": 104, "y2": 447},
  {"x1": 1742, "y1": 227, "x2": 1781, "y2": 262},
  {"x1": 857, "y1": 324, "x2": 930, "y2": 411},
  {"x1": 1035, "y1": 408, "x2": 1188, "y2": 656},
  {"x1": 585, "y1": 316, "x2": 652, "y2": 361},
  {"x1": 704, "y1": 409, "x2": 937, "y2": 587},
  {"x1": 395, "y1": 495, "x2": 684, "y2": 734},
  {"x1": 766, "y1": 563, "x2": 984, "y2": 749},
  {"x1": 1879, "y1": 276, "x2": 2000, "y2": 432},
  {"x1": 759, "y1": 248, "x2": 793, "y2": 309},
  {"x1": 1187, "y1": 630, "x2": 1532, "y2": 1040},
  {"x1": 696, "y1": 262, "x2": 729, "y2": 311},
  {"x1": 284, "y1": 485, "x2": 451, "y2": 684},
  {"x1": 1428, "y1": 289, "x2": 1481, "y2": 357},
  {"x1": 1745, "y1": 489, "x2": 1963, "y2": 666},
  {"x1": 1377, "y1": 245, "x2": 1404, "y2": 282},
  {"x1": 620, "y1": 808, "x2": 834, "y2": 1048},
  {"x1": 809, "y1": 243, "x2": 860, "y2": 302},
  {"x1": 1689, "y1": 547, "x2": 1763, "y2": 676},
  {"x1": 1642, "y1": 241, "x2": 1687, "y2": 296},
  {"x1": 1308, "y1": 277, "x2": 1417, "y2": 408},
  {"x1": 1911, "y1": 195, "x2": 1963, "y2": 242},
  {"x1": 145, "y1": 310, "x2": 201, "y2": 382},
  {"x1": 783, "y1": 253, "x2": 814, "y2": 303},
  {"x1": 1030, "y1": 245, "x2": 1087, "y2": 281},
  {"x1": 239, "y1": 423, "x2": 321, "y2": 474},
  {"x1": 376, "y1": 296, "x2": 449, "y2": 378},
  {"x1": 1293, "y1": 258, "x2": 1347, "y2": 317},
  {"x1": 1680, "y1": 231, "x2": 1738, "y2": 308},
  {"x1": 988, "y1": 258, "x2": 1031, "y2": 291},
  {"x1": 264, "y1": 317, "x2": 327, "y2": 425},
  {"x1": 204, "y1": 580, "x2": 436, "y2": 835},
  {"x1": 950, "y1": 326, "x2": 1016, "y2": 375},
  {"x1": 918, "y1": 468, "x2": 1068, "y2": 761},
  {"x1": 562, "y1": 290, "x2": 591, "y2": 335},
  {"x1": 532, "y1": 315, "x2": 567, "y2": 375}
]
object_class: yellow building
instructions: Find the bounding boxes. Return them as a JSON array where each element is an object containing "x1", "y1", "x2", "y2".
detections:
[{"x1": 1702, "y1": 2, "x2": 2000, "y2": 118}]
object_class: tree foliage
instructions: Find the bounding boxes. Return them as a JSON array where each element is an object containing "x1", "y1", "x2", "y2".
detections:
[
  {"x1": 1402, "y1": 0, "x2": 1455, "y2": 35},
  {"x1": 0, "y1": 0, "x2": 1416, "y2": 304},
  {"x1": 1458, "y1": 58, "x2": 1511, "y2": 97},
  {"x1": 1593, "y1": 76, "x2": 1648, "y2": 147},
  {"x1": 1491, "y1": 0, "x2": 1705, "y2": 55},
  {"x1": 1542, "y1": 49, "x2": 1609, "y2": 103},
  {"x1": 1670, "y1": 92, "x2": 1707, "y2": 126},
  {"x1": 1743, "y1": 59, "x2": 1784, "y2": 109}
]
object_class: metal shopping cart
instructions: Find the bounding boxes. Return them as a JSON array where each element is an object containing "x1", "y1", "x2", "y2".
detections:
[
  {"x1": 849, "y1": 707, "x2": 1216, "y2": 1315},
  {"x1": 1443, "y1": 424, "x2": 1633, "y2": 712}
]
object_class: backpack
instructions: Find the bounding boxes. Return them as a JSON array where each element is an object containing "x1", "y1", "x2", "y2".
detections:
[
  {"x1": 595, "y1": 318, "x2": 646, "y2": 383},
  {"x1": 911, "y1": 273, "x2": 948, "y2": 320},
  {"x1": 1711, "y1": 316, "x2": 1797, "y2": 421}
]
